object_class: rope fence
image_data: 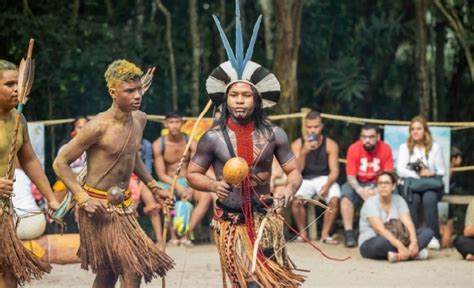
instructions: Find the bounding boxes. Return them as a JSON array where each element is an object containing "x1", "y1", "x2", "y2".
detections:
[{"x1": 30, "y1": 109, "x2": 474, "y2": 173}]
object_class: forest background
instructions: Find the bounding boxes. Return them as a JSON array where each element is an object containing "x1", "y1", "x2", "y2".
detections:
[{"x1": 0, "y1": 0, "x2": 472, "y2": 227}]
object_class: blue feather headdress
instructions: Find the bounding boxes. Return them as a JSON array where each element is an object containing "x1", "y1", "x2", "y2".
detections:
[{"x1": 206, "y1": 0, "x2": 280, "y2": 108}]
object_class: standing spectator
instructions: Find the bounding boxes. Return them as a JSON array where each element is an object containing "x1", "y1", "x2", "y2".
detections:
[
  {"x1": 291, "y1": 111, "x2": 341, "y2": 244},
  {"x1": 359, "y1": 172, "x2": 433, "y2": 262},
  {"x1": 396, "y1": 116, "x2": 445, "y2": 250},
  {"x1": 453, "y1": 201, "x2": 474, "y2": 261},
  {"x1": 341, "y1": 123, "x2": 394, "y2": 247}
]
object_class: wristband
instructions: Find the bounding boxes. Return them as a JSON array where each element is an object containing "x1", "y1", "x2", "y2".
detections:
[{"x1": 146, "y1": 180, "x2": 160, "y2": 190}]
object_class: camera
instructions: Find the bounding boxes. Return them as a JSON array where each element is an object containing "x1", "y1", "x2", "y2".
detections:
[
  {"x1": 407, "y1": 159, "x2": 424, "y2": 173},
  {"x1": 307, "y1": 133, "x2": 318, "y2": 142}
]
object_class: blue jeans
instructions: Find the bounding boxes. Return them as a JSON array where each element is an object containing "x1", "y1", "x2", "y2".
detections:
[
  {"x1": 359, "y1": 227, "x2": 434, "y2": 260},
  {"x1": 341, "y1": 181, "x2": 375, "y2": 206},
  {"x1": 453, "y1": 236, "x2": 474, "y2": 258}
]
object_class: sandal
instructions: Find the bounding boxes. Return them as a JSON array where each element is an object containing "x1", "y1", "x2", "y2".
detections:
[
  {"x1": 169, "y1": 239, "x2": 180, "y2": 246},
  {"x1": 321, "y1": 236, "x2": 339, "y2": 245},
  {"x1": 180, "y1": 239, "x2": 195, "y2": 247}
]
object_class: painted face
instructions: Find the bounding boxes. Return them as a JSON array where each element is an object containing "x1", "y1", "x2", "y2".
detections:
[
  {"x1": 0, "y1": 70, "x2": 19, "y2": 110},
  {"x1": 410, "y1": 121, "x2": 425, "y2": 142},
  {"x1": 305, "y1": 118, "x2": 323, "y2": 137},
  {"x1": 376, "y1": 174, "x2": 396, "y2": 197},
  {"x1": 360, "y1": 128, "x2": 378, "y2": 152},
  {"x1": 226, "y1": 82, "x2": 255, "y2": 122},
  {"x1": 110, "y1": 80, "x2": 142, "y2": 112},
  {"x1": 165, "y1": 117, "x2": 183, "y2": 136}
]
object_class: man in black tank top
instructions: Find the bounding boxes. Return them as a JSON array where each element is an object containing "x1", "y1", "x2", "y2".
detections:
[{"x1": 291, "y1": 111, "x2": 341, "y2": 244}]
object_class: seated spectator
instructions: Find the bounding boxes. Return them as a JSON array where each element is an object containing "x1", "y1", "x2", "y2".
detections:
[
  {"x1": 449, "y1": 146, "x2": 463, "y2": 190},
  {"x1": 341, "y1": 123, "x2": 394, "y2": 247},
  {"x1": 51, "y1": 116, "x2": 89, "y2": 233},
  {"x1": 291, "y1": 111, "x2": 340, "y2": 244},
  {"x1": 359, "y1": 172, "x2": 433, "y2": 263},
  {"x1": 153, "y1": 111, "x2": 212, "y2": 246},
  {"x1": 453, "y1": 201, "x2": 474, "y2": 261},
  {"x1": 396, "y1": 116, "x2": 445, "y2": 250}
]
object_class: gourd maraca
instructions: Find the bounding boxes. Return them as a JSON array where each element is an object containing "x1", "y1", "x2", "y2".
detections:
[
  {"x1": 107, "y1": 186, "x2": 124, "y2": 206},
  {"x1": 223, "y1": 157, "x2": 249, "y2": 185}
]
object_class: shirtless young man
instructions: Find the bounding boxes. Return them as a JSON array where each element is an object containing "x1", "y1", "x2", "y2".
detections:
[
  {"x1": 153, "y1": 111, "x2": 212, "y2": 246},
  {"x1": 0, "y1": 60, "x2": 60, "y2": 287},
  {"x1": 54, "y1": 59, "x2": 174, "y2": 287}
]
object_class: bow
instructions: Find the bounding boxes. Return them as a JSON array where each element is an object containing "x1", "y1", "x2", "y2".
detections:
[
  {"x1": 251, "y1": 192, "x2": 350, "y2": 270},
  {"x1": 160, "y1": 99, "x2": 213, "y2": 287}
]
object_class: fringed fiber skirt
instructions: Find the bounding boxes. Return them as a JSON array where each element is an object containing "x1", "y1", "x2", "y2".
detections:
[
  {"x1": 212, "y1": 211, "x2": 305, "y2": 287},
  {"x1": 0, "y1": 203, "x2": 51, "y2": 285},
  {"x1": 77, "y1": 195, "x2": 175, "y2": 283}
]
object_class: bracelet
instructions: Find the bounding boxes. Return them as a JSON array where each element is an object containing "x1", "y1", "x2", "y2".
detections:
[
  {"x1": 74, "y1": 190, "x2": 91, "y2": 207},
  {"x1": 146, "y1": 180, "x2": 160, "y2": 190}
]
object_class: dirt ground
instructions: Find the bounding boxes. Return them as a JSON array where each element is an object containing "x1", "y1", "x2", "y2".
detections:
[{"x1": 26, "y1": 241, "x2": 473, "y2": 288}]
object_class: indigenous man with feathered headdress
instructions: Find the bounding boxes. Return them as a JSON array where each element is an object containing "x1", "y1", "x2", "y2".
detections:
[
  {"x1": 54, "y1": 59, "x2": 174, "y2": 287},
  {"x1": 187, "y1": 1, "x2": 305, "y2": 287}
]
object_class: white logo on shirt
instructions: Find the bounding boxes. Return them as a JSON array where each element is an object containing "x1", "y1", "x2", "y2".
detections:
[{"x1": 360, "y1": 157, "x2": 381, "y2": 172}]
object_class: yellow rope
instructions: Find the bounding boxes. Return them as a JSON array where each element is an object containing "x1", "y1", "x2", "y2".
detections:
[
  {"x1": 451, "y1": 166, "x2": 474, "y2": 172},
  {"x1": 32, "y1": 111, "x2": 474, "y2": 129}
]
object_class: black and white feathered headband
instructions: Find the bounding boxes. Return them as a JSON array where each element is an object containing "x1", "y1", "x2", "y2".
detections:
[{"x1": 206, "y1": 0, "x2": 280, "y2": 109}]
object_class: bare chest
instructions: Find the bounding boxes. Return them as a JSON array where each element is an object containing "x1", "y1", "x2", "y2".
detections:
[{"x1": 163, "y1": 140, "x2": 186, "y2": 164}]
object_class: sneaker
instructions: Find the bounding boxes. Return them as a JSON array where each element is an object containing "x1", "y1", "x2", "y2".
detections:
[
  {"x1": 427, "y1": 237, "x2": 440, "y2": 250},
  {"x1": 414, "y1": 249, "x2": 429, "y2": 260},
  {"x1": 344, "y1": 230, "x2": 357, "y2": 248},
  {"x1": 466, "y1": 254, "x2": 474, "y2": 261},
  {"x1": 387, "y1": 251, "x2": 399, "y2": 263}
]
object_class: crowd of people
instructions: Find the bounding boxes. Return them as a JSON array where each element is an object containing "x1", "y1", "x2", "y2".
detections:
[{"x1": 44, "y1": 108, "x2": 471, "y2": 266}]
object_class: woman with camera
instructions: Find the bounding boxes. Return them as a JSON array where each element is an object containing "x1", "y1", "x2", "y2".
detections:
[
  {"x1": 359, "y1": 172, "x2": 433, "y2": 262},
  {"x1": 396, "y1": 116, "x2": 446, "y2": 250}
]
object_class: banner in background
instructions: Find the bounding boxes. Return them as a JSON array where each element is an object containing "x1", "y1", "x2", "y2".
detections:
[{"x1": 28, "y1": 122, "x2": 45, "y2": 169}]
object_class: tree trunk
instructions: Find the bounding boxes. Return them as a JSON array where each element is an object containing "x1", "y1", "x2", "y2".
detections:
[
  {"x1": 135, "y1": 0, "x2": 145, "y2": 51},
  {"x1": 71, "y1": 0, "x2": 80, "y2": 26},
  {"x1": 272, "y1": 0, "x2": 303, "y2": 139},
  {"x1": 415, "y1": 0, "x2": 430, "y2": 118},
  {"x1": 433, "y1": 0, "x2": 474, "y2": 83},
  {"x1": 259, "y1": 0, "x2": 275, "y2": 65},
  {"x1": 104, "y1": 0, "x2": 114, "y2": 21},
  {"x1": 434, "y1": 21, "x2": 447, "y2": 120},
  {"x1": 156, "y1": 0, "x2": 178, "y2": 110},
  {"x1": 189, "y1": 0, "x2": 201, "y2": 115}
]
